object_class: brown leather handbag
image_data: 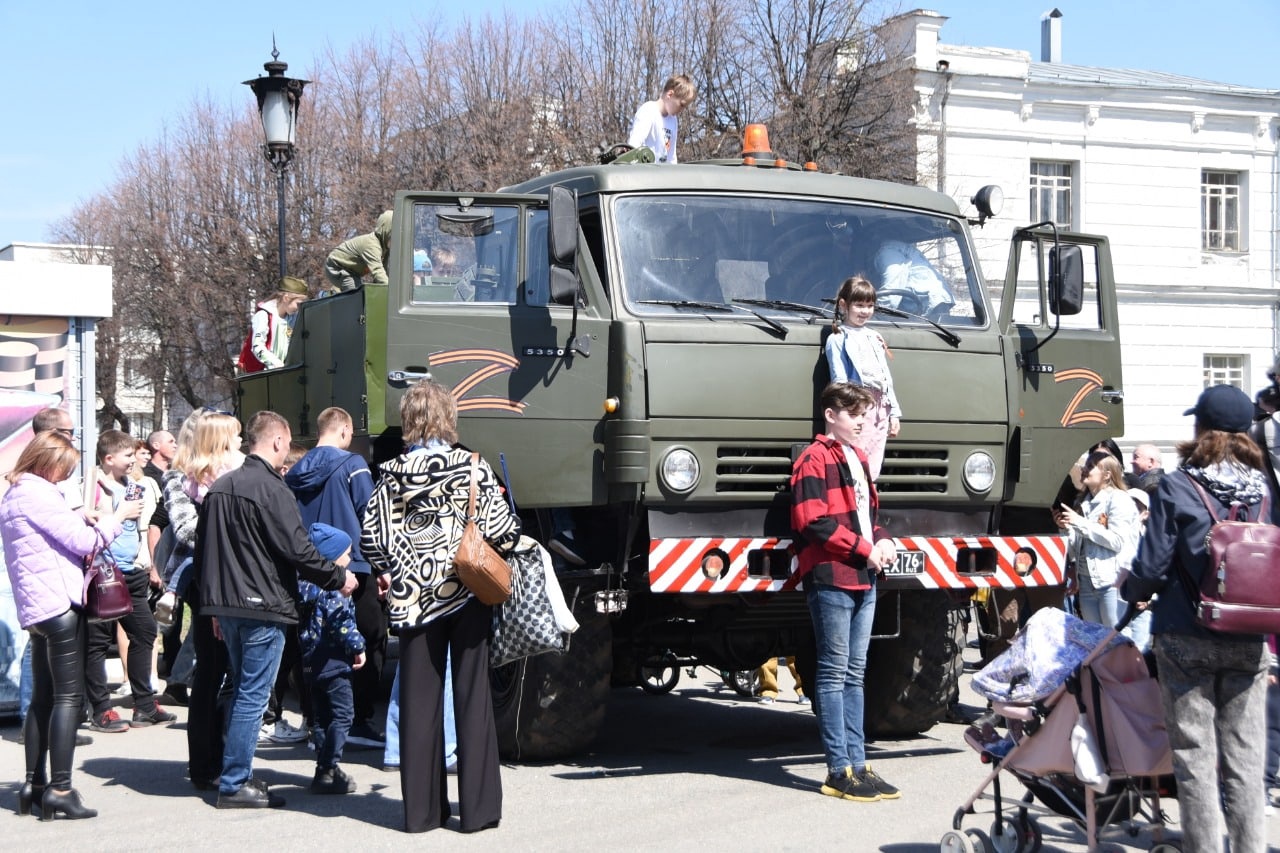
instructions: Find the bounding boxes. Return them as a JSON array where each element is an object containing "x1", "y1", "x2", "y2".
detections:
[{"x1": 452, "y1": 453, "x2": 512, "y2": 605}]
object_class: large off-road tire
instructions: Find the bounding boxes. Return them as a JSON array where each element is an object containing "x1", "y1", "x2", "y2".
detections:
[
  {"x1": 491, "y1": 600, "x2": 612, "y2": 761},
  {"x1": 863, "y1": 590, "x2": 966, "y2": 738}
]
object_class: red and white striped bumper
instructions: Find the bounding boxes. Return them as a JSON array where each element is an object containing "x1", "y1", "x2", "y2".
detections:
[{"x1": 647, "y1": 535, "x2": 1067, "y2": 594}]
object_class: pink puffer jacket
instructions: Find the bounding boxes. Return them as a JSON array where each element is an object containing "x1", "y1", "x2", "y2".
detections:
[{"x1": 1, "y1": 473, "x2": 123, "y2": 629}]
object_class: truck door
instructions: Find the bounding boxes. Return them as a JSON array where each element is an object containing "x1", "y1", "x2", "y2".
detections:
[
  {"x1": 384, "y1": 191, "x2": 612, "y2": 506},
  {"x1": 998, "y1": 230, "x2": 1124, "y2": 509}
]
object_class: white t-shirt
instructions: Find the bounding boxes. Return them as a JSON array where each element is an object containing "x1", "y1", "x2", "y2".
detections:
[
  {"x1": 627, "y1": 100, "x2": 679, "y2": 164},
  {"x1": 841, "y1": 443, "x2": 873, "y2": 536}
]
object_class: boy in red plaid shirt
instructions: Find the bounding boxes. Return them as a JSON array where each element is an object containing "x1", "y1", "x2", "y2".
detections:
[{"x1": 792, "y1": 381, "x2": 900, "y2": 802}]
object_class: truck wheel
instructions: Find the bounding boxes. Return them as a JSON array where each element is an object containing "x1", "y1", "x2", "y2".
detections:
[
  {"x1": 491, "y1": 600, "x2": 612, "y2": 761},
  {"x1": 864, "y1": 590, "x2": 965, "y2": 738}
]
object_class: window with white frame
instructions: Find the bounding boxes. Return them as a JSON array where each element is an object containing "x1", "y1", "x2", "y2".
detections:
[
  {"x1": 1203, "y1": 354, "x2": 1246, "y2": 389},
  {"x1": 1029, "y1": 161, "x2": 1073, "y2": 228},
  {"x1": 1201, "y1": 170, "x2": 1242, "y2": 251}
]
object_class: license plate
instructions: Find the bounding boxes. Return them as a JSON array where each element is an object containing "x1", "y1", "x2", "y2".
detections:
[{"x1": 883, "y1": 550, "x2": 925, "y2": 576}]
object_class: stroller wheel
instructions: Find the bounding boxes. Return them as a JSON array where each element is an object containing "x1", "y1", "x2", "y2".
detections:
[
  {"x1": 964, "y1": 829, "x2": 994, "y2": 853},
  {"x1": 989, "y1": 816, "x2": 1038, "y2": 853},
  {"x1": 938, "y1": 830, "x2": 976, "y2": 853}
]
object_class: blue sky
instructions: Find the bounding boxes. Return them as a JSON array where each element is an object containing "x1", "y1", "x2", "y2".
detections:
[{"x1": 0, "y1": 0, "x2": 1274, "y2": 246}]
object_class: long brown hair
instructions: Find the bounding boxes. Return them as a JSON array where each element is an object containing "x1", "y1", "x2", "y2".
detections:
[
  {"x1": 1177, "y1": 430, "x2": 1264, "y2": 471},
  {"x1": 6, "y1": 431, "x2": 79, "y2": 485}
]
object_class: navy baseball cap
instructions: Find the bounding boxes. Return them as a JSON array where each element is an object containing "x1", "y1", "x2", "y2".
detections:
[{"x1": 1183, "y1": 384, "x2": 1254, "y2": 433}]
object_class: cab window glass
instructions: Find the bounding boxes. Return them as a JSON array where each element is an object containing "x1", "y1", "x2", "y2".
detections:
[
  {"x1": 410, "y1": 203, "x2": 520, "y2": 305},
  {"x1": 1012, "y1": 240, "x2": 1102, "y2": 330}
]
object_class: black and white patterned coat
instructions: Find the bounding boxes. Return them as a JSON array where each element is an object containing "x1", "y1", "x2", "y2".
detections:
[{"x1": 361, "y1": 447, "x2": 520, "y2": 630}]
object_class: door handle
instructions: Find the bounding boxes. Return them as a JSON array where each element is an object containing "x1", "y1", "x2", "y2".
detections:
[
  {"x1": 388, "y1": 370, "x2": 431, "y2": 384},
  {"x1": 1099, "y1": 388, "x2": 1124, "y2": 404}
]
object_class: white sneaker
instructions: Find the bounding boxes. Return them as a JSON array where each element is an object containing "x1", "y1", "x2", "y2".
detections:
[
  {"x1": 113, "y1": 682, "x2": 132, "y2": 697},
  {"x1": 267, "y1": 719, "x2": 309, "y2": 743}
]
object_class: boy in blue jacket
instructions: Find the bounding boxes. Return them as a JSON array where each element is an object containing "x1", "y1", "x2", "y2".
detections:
[{"x1": 300, "y1": 523, "x2": 366, "y2": 794}]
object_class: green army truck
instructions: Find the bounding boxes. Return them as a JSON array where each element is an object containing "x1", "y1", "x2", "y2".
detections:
[{"x1": 238, "y1": 131, "x2": 1124, "y2": 760}]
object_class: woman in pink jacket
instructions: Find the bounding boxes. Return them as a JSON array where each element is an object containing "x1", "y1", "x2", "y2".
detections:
[{"x1": 1, "y1": 431, "x2": 133, "y2": 820}]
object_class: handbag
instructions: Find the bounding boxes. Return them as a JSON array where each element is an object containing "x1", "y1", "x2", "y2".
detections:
[
  {"x1": 453, "y1": 453, "x2": 512, "y2": 605},
  {"x1": 491, "y1": 537, "x2": 570, "y2": 667},
  {"x1": 82, "y1": 533, "x2": 132, "y2": 622}
]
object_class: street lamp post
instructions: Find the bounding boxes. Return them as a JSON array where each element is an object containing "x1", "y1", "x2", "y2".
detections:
[{"x1": 244, "y1": 43, "x2": 309, "y2": 280}]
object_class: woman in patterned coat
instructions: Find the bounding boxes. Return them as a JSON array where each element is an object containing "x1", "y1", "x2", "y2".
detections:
[{"x1": 361, "y1": 379, "x2": 519, "y2": 834}]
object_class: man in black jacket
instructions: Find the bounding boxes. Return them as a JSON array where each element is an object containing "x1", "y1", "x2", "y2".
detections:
[{"x1": 199, "y1": 410, "x2": 357, "y2": 810}]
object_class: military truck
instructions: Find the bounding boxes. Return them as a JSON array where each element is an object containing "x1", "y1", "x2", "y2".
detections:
[{"x1": 238, "y1": 128, "x2": 1124, "y2": 760}]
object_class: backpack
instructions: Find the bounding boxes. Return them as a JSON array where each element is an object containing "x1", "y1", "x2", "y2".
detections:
[
  {"x1": 1179, "y1": 472, "x2": 1280, "y2": 634},
  {"x1": 236, "y1": 307, "x2": 271, "y2": 373}
]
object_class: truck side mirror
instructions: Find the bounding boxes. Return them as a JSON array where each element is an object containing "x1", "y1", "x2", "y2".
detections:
[
  {"x1": 548, "y1": 185, "x2": 580, "y2": 307},
  {"x1": 1049, "y1": 244, "x2": 1083, "y2": 316},
  {"x1": 549, "y1": 185, "x2": 578, "y2": 266}
]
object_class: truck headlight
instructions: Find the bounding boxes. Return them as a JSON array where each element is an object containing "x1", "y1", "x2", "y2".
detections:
[
  {"x1": 659, "y1": 448, "x2": 699, "y2": 493},
  {"x1": 963, "y1": 451, "x2": 996, "y2": 493}
]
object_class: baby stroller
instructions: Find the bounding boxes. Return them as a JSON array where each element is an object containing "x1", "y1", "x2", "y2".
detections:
[{"x1": 942, "y1": 607, "x2": 1177, "y2": 853}]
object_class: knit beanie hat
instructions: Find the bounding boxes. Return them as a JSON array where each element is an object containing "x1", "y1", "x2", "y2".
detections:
[{"x1": 309, "y1": 522, "x2": 351, "y2": 562}]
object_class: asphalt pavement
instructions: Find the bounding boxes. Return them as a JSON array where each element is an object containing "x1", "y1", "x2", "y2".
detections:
[{"x1": 3, "y1": 648, "x2": 1280, "y2": 852}]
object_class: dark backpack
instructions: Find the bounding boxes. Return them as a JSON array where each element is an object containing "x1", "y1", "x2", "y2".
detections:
[{"x1": 1180, "y1": 472, "x2": 1280, "y2": 634}]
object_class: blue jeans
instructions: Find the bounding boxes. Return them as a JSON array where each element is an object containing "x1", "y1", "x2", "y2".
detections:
[
  {"x1": 1076, "y1": 573, "x2": 1119, "y2": 628},
  {"x1": 385, "y1": 649, "x2": 456, "y2": 767},
  {"x1": 311, "y1": 672, "x2": 354, "y2": 770},
  {"x1": 807, "y1": 582, "x2": 877, "y2": 774},
  {"x1": 218, "y1": 617, "x2": 285, "y2": 795}
]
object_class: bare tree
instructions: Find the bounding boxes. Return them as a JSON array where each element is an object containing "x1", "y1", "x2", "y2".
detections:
[{"x1": 53, "y1": 0, "x2": 919, "y2": 419}]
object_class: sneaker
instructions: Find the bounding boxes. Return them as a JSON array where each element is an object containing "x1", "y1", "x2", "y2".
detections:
[
  {"x1": 76, "y1": 732, "x2": 93, "y2": 747},
  {"x1": 820, "y1": 766, "x2": 880, "y2": 802},
  {"x1": 113, "y1": 682, "x2": 132, "y2": 697},
  {"x1": 131, "y1": 704, "x2": 177, "y2": 727},
  {"x1": 267, "y1": 719, "x2": 309, "y2": 743},
  {"x1": 796, "y1": 695, "x2": 810, "y2": 705},
  {"x1": 89, "y1": 709, "x2": 130, "y2": 733},
  {"x1": 216, "y1": 783, "x2": 285, "y2": 809},
  {"x1": 154, "y1": 592, "x2": 177, "y2": 629},
  {"x1": 757, "y1": 695, "x2": 776, "y2": 705},
  {"x1": 311, "y1": 765, "x2": 356, "y2": 795},
  {"x1": 548, "y1": 531, "x2": 586, "y2": 566},
  {"x1": 381, "y1": 763, "x2": 400, "y2": 773},
  {"x1": 346, "y1": 721, "x2": 386, "y2": 749},
  {"x1": 859, "y1": 766, "x2": 900, "y2": 800}
]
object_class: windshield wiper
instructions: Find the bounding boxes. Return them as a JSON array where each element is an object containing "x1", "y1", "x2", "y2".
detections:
[
  {"x1": 638, "y1": 299, "x2": 733, "y2": 312},
  {"x1": 732, "y1": 298, "x2": 833, "y2": 320},
  {"x1": 639, "y1": 299, "x2": 788, "y2": 337},
  {"x1": 874, "y1": 304, "x2": 961, "y2": 348}
]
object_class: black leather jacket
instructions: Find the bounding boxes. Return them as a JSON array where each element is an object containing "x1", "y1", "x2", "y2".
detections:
[{"x1": 197, "y1": 454, "x2": 345, "y2": 624}]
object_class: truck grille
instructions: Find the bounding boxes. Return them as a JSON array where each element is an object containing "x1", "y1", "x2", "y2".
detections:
[
  {"x1": 715, "y1": 444, "x2": 793, "y2": 494},
  {"x1": 713, "y1": 444, "x2": 950, "y2": 495},
  {"x1": 879, "y1": 448, "x2": 948, "y2": 493}
]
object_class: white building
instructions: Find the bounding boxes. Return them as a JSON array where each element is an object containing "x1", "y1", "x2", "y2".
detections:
[{"x1": 889, "y1": 9, "x2": 1280, "y2": 456}]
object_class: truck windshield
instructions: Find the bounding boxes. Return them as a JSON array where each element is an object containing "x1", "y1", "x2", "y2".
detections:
[{"x1": 614, "y1": 194, "x2": 985, "y2": 326}]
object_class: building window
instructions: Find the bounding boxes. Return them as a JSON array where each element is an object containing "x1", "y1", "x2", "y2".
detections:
[
  {"x1": 1201, "y1": 170, "x2": 1241, "y2": 251},
  {"x1": 1203, "y1": 354, "x2": 1245, "y2": 389},
  {"x1": 1029, "y1": 161, "x2": 1073, "y2": 228}
]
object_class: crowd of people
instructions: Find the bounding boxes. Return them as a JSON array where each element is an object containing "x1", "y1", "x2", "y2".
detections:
[{"x1": 1, "y1": 390, "x2": 508, "y2": 834}]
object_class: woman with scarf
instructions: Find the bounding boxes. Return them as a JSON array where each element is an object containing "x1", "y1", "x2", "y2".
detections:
[{"x1": 1127, "y1": 384, "x2": 1273, "y2": 853}]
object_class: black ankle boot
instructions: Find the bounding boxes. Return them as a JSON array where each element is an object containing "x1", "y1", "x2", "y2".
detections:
[
  {"x1": 39, "y1": 788, "x2": 97, "y2": 821},
  {"x1": 17, "y1": 780, "x2": 45, "y2": 816}
]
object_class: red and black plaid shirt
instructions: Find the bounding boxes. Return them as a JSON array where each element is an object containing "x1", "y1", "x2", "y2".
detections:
[{"x1": 790, "y1": 434, "x2": 882, "y2": 590}]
